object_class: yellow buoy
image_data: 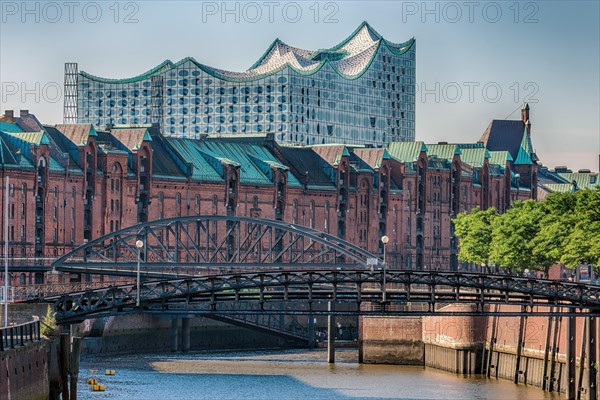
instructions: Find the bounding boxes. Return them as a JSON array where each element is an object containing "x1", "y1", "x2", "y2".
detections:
[
  {"x1": 89, "y1": 369, "x2": 98, "y2": 374},
  {"x1": 105, "y1": 369, "x2": 116, "y2": 376},
  {"x1": 90, "y1": 384, "x2": 105, "y2": 391},
  {"x1": 87, "y1": 378, "x2": 98, "y2": 385}
]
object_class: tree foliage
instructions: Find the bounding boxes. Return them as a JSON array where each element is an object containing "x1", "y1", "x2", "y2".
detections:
[
  {"x1": 452, "y1": 187, "x2": 600, "y2": 274},
  {"x1": 40, "y1": 305, "x2": 58, "y2": 337},
  {"x1": 453, "y1": 207, "x2": 497, "y2": 266}
]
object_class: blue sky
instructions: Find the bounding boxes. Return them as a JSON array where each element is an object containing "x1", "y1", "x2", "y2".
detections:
[{"x1": 1, "y1": 1, "x2": 598, "y2": 171}]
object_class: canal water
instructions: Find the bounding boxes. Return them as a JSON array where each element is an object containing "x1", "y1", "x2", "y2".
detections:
[{"x1": 78, "y1": 349, "x2": 562, "y2": 400}]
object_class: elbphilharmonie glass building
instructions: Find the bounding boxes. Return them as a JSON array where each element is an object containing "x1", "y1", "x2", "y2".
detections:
[{"x1": 67, "y1": 22, "x2": 415, "y2": 146}]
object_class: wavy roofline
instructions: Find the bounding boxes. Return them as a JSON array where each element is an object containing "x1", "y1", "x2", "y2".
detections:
[{"x1": 79, "y1": 22, "x2": 415, "y2": 84}]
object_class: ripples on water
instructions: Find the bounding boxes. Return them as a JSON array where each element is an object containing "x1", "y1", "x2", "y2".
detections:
[{"x1": 78, "y1": 349, "x2": 562, "y2": 400}]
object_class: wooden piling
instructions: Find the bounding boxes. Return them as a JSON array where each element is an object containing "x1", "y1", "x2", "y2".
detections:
[
  {"x1": 69, "y1": 337, "x2": 82, "y2": 400},
  {"x1": 486, "y1": 305, "x2": 499, "y2": 378},
  {"x1": 542, "y1": 308, "x2": 554, "y2": 391},
  {"x1": 514, "y1": 309, "x2": 527, "y2": 384},
  {"x1": 566, "y1": 315, "x2": 577, "y2": 400},
  {"x1": 588, "y1": 316, "x2": 597, "y2": 400},
  {"x1": 60, "y1": 333, "x2": 70, "y2": 400},
  {"x1": 327, "y1": 301, "x2": 335, "y2": 364},
  {"x1": 549, "y1": 315, "x2": 562, "y2": 392}
]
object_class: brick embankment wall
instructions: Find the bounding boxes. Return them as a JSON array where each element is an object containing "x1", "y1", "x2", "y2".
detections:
[
  {"x1": 360, "y1": 304, "x2": 598, "y2": 398},
  {"x1": 422, "y1": 304, "x2": 486, "y2": 374},
  {"x1": 360, "y1": 316, "x2": 423, "y2": 364},
  {"x1": 0, "y1": 340, "x2": 49, "y2": 400},
  {"x1": 81, "y1": 314, "x2": 297, "y2": 355}
]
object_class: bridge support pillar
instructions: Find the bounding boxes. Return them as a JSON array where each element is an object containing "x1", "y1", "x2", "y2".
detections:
[
  {"x1": 181, "y1": 318, "x2": 191, "y2": 353},
  {"x1": 170, "y1": 318, "x2": 179, "y2": 352},
  {"x1": 308, "y1": 314, "x2": 315, "y2": 349},
  {"x1": 566, "y1": 315, "x2": 577, "y2": 400},
  {"x1": 327, "y1": 301, "x2": 335, "y2": 364}
]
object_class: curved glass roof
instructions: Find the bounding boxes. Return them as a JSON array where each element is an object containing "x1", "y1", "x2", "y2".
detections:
[{"x1": 79, "y1": 22, "x2": 415, "y2": 84}]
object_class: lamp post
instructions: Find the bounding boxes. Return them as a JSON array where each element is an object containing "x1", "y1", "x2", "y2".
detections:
[
  {"x1": 381, "y1": 235, "x2": 389, "y2": 303},
  {"x1": 135, "y1": 240, "x2": 144, "y2": 307}
]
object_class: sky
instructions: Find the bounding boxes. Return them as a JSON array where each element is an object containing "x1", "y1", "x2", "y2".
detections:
[{"x1": 1, "y1": 0, "x2": 599, "y2": 171}]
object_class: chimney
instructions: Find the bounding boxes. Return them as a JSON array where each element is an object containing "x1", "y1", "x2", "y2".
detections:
[
  {"x1": 20, "y1": 110, "x2": 29, "y2": 117},
  {"x1": 4, "y1": 110, "x2": 14, "y2": 119},
  {"x1": 521, "y1": 103, "x2": 530, "y2": 124}
]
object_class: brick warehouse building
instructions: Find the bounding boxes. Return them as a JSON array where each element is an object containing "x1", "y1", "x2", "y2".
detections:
[{"x1": 0, "y1": 105, "x2": 569, "y2": 286}]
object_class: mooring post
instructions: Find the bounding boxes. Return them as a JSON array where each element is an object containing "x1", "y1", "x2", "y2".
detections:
[
  {"x1": 542, "y1": 308, "x2": 554, "y2": 391},
  {"x1": 327, "y1": 301, "x2": 335, "y2": 364},
  {"x1": 566, "y1": 315, "x2": 577, "y2": 400},
  {"x1": 588, "y1": 316, "x2": 597, "y2": 400},
  {"x1": 170, "y1": 318, "x2": 179, "y2": 352},
  {"x1": 181, "y1": 317, "x2": 191, "y2": 352},
  {"x1": 307, "y1": 314, "x2": 315, "y2": 349},
  {"x1": 69, "y1": 336, "x2": 82, "y2": 400},
  {"x1": 59, "y1": 332, "x2": 70, "y2": 400}
]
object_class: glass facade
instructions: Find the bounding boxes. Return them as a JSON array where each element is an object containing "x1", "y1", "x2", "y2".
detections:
[{"x1": 74, "y1": 23, "x2": 416, "y2": 146}]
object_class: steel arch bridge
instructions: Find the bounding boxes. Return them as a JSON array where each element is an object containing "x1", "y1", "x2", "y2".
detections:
[
  {"x1": 49, "y1": 269, "x2": 600, "y2": 324},
  {"x1": 52, "y1": 216, "x2": 380, "y2": 278}
]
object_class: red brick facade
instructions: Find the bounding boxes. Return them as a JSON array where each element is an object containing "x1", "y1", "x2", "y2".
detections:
[{"x1": 0, "y1": 110, "x2": 539, "y2": 286}]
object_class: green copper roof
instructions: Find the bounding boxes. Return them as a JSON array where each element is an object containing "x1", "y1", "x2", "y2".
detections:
[
  {"x1": 387, "y1": 141, "x2": 427, "y2": 163},
  {"x1": 0, "y1": 122, "x2": 23, "y2": 133},
  {"x1": 460, "y1": 148, "x2": 490, "y2": 167},
  {"x1": 7, "y1": 131, "x2": 50, "y2": 145},
  {"x1": 514, "y1": 129, "x2": 534, "y2": 165},
  {"x1": 425, "y1": 144, "x2": 461, "y2": 161},
  {"x1": 556, "y1": 172, "x2": 599, "y2": 190},
  {"x1": 489, "y1": 151, "x2": 513, "y2": 166},
  {"x1": 544, "y1": 183, "x2": 574, "y2": 193}
]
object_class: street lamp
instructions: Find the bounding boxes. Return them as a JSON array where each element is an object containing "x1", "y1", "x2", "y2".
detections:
[
  {"x1": 381, "y1": 235, "x2": 389, "y2": 302},
  {"x1": 135, "y1": 240, "x2": 144, "y2": 307}
]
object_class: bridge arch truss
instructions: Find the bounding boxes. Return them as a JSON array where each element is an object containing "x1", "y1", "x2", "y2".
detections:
[{"x1": 52, "y1": 216, "x2": 380, "y2": 277}]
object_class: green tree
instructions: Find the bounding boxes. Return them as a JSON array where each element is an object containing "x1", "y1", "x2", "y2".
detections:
[
  {"x1": 40, "y1": 305, "x2": 57, "y2": 337},
  {"x1": 489, "y1": 200, "x2": 546, "y2": 273},
  {"x1": 561, "y1": 187, "x2": 600, "y2": 268},
  {"x1": 453, "y1": 207, "x2": 497, "y2": 267},
  {"x1": 531, "y1": 192, "x2": 577, "y2": 276}
]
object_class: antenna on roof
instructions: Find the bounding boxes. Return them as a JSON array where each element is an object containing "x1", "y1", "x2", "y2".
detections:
[{"x1": 503, "y1": 104, "x2": 522, "y2": 120}]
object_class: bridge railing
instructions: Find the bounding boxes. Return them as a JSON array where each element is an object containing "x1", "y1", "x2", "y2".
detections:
[
  {"x1": 11, "y1": 281, "x2": 134, "y2": 302},
  {"x1": 0, "y1": 316, "x2": 41, "y2": 352}
]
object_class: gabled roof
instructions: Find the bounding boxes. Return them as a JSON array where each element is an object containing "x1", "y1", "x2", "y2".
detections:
[
  {"x1": 489, "y1": 151, "x2": 512, "y2": 167},
  {"x1": 460, "y1": 148, "x2": 490, "y2": 167},
  {"x1": 6, "y1": 131, "x2": 50, "y2": 146},
  {"x1": 277, "y1": 146, "x2": 336, "y2": 188},
  {"x1": 480, "y1": 120, "x2": 526, "y2": 161},
  {"x1": 311, "y1": 144, "x2": 350, "y2": 167},
  {"x1": 387, "y1": 141, "x2": 427, "y2": 163},
  {"x1": 352, "y1": 148, "x2": 390, "y2": 170},
  {"x1": 110, "y1": 128, "x2": 152, "y2": 151},
  {"x1": 425, "y1": 144, "x2": 461, "y2": 161},
  {"x1": 55, "y1": 124, "x2": 97, "y2": 147}
]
